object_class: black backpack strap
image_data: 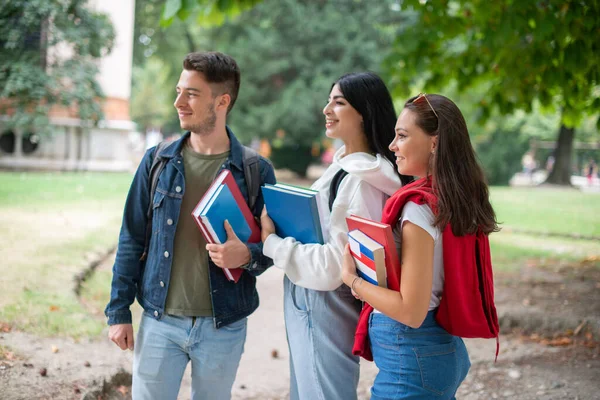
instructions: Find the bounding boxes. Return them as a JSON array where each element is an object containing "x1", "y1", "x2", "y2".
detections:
[
  {"x1": 140, "y1": 140, "x2": 171, "y2": 261},
  {"x1": 242, "y1": 146, "x2": 261, "y2": 213},
  {"x1": 329, "y1": 168, "x2": 349, "y2": 212}
]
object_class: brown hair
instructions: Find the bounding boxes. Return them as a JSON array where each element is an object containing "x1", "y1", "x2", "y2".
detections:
[
  {"x1": 183, "y1": 51, "x2": 241, "y2": 113},
  {"x1": 404, "y1": 94, "x2": 499, "y2": 236}
]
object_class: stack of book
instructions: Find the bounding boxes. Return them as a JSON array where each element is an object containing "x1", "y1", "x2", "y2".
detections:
[
  {"x1": 261, "y1": 183, "x2": 326, "y2": 244},
  {"x1": 346, "y1": 215, "x2": 401, "y2": 291},
  {"x1": 348, "y1": 229, "x2": 387, "y2": 288},
  {"x1": 191, "y1": 170, "x2": 260, "y2": 282}
]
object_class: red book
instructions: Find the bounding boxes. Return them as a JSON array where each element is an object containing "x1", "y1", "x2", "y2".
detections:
[
  {"x1": 192, "y1": 170, "x2": 260, "y2": 282},
  {"x1": 346, "y1": 215, "x2": 401, "y2": 291}
]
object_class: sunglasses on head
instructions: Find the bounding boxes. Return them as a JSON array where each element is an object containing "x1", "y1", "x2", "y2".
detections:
[{"x1": 413, "y1": 93, "x2": 439, "y2": 120}]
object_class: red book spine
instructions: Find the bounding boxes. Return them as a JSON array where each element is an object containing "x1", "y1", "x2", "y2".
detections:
[
  {"x1": 346, "y1": 215, "x2": 401, "y2": 291},
  {"x1": 220, "y1": 171, "x2": 261, "y2": 243}
]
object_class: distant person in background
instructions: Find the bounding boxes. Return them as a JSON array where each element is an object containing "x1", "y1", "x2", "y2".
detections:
[
  {"x1": 522, "y1": 150, "x2": 537, "y2": 181},
  {"x1": 585, "y1": 159, "x2": 598, "y2": 185},
  {"x1": 342, "y1": 93, "x2": 499, "y2": 399},
  {"x1": 259, "y1": 72, "x2": 411, "y2": 400}
]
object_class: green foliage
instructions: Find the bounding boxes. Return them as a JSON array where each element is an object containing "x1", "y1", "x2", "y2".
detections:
[
  {"x1": 382, "y1": 0, "x2": 600, "y2": 185},
  {"x1": 0, "y1": 0, "x2": 115, "y2": 134},
  {"x1": 134, "y1": 0, "x2": 403, "y2": 175},
  {"x1": 208, "y1": 0, "x2": 403, "y2": 148},
  {"x1": 386, "y1": 0, "x2": 600, "y2": 127},
  {"x1": 161, "y1": 0, "x2": 264, "y2": 26},
  {"x1": 131, "y1": 59, "x2": 176, "y2": 132},
  {"x1": 476, "y1": 128, "x2": 529, "y2": 185}
]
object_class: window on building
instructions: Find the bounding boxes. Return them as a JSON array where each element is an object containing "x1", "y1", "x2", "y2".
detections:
[
  {"x1": 22, "y1": 133, "x2": 40, "y2": 154},
  {"x1": 0, "y1": 131, "x2": 40, "y2": 155},
  {"x1": 0, "y1": 131, "x2": 15, "y2": 154}
]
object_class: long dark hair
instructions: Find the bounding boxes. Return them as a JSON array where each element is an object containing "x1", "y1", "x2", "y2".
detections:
[
  {"x1": 404, "y1": 94, "x2": 499, "y2": 235},
  {"x1": 335, "y1": 72, "x2": 413, "y2": 186}
]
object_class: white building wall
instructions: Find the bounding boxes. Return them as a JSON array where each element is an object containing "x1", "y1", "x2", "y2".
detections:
[{"x1": 90, "y1": 0, "x2": 135, "y2": 100}]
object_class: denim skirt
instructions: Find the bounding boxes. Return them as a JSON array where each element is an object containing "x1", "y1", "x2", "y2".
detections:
[{"x1": 369, "y1": 310, "x2": 471, "y2": 399}]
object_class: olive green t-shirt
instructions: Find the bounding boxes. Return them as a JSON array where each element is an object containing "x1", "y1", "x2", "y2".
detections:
[{"x1": 164, "y1": 143, "x2": 230, "y2": 317}]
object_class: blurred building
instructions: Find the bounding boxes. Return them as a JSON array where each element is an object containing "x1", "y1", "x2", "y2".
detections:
[{"x1": 0, "y1": 0, "x2": 136, "y2": 172}]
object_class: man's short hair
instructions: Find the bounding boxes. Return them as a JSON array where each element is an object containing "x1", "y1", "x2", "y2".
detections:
[{"x1": 183, "y1": 51, "x2": 241, "y2": 113}]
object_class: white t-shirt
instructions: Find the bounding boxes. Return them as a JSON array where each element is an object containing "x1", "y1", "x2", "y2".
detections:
[{"x1": 373, "y1": 201, "x2": 444, "y2": 313}]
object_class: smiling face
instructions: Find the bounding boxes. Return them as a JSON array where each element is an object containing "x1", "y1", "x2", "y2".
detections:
[
  {"x1": 174, "y1": 69, "x2": 217, "y2": 135},
  {"x1": 389, "y1": 108, "x2": 437, "y2": 178},
  {"x1": 322, "y1": 84, "x2": 363, "y2": 142}
]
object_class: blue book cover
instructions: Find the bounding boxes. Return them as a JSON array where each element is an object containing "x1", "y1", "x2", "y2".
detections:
[
  {"x1": 200, "y1": 184, "x2": 252, "y2": 243},
  {"x1": 261, "y1": 184, "x2": 324, "y2": 244}
]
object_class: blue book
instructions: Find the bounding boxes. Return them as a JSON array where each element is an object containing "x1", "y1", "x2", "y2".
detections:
[
  {"x1": 261, "y1": 183, "x2": 325, "y2": 244},
  {"x1": 200, "y1": 184, "x2": 252, "y2": 243}
]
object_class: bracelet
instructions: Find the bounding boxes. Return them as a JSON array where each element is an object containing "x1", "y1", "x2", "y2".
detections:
[{"x1": 351, "y1": 276, "x2": 363, "y2": 293}]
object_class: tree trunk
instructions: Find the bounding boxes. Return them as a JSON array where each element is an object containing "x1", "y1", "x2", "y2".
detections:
[{"x1": 545, "y1": 124, "x2": 575, "y2": 185}]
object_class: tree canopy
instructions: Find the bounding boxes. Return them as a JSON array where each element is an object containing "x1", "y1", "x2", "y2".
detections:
[
  {"x1": 134, "y1": 0, "x2": 404, "y2": 149},
  {"x1": 161, "y1": 0, "x2": 600, "y2": 184},
  {"x1": 0, "y1": 0, "x2": 115, "y2": 134},
  {"x1": 382, "y1": 0, "x2": 600, "y2": 184}
]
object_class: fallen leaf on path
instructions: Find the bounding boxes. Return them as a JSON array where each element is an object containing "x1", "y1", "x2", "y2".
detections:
[
  {"x1": 541, "y1": 337, "x2": 572, "y2": 347},
  {"x1": 51, "y1": 345, "x2": 59, "y2": 353},
  {"x1": 0, "y1": 322, "x2": 11, "y2": 333},
  {"x1": 39, "y1": 367, "x2": 47, "y2": 377},
  {"x1": 49, "y1": 305, "x2": 60, "y2": 312}
]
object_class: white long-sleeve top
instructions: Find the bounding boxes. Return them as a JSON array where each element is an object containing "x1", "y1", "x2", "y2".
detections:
[{"x1": 263, "y1": 146, "x2": 403, "y2": 291}]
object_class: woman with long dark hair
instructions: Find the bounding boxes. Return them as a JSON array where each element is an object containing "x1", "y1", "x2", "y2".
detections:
[
  {"x1": 260, "y1": 72, "x2": 410, "y2": 400},
  {"x1": 342, "y1": 93, "x2": 500, "y2": 399}
]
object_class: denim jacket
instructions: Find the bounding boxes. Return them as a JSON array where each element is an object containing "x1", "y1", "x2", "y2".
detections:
[{"x1": 105, "y1": 128, "x2": 276, "y2": 328}]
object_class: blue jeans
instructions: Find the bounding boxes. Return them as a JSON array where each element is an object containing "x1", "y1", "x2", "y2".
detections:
[
  {"x1": 369, "y1": 311, "x2": 471, "y2": 400},
  {"x1": 284, "y1": 275, "x2": 362, "y2": 400},
  {"x1": 132, "y1": 312, "x2": 247, "y2": 400}
]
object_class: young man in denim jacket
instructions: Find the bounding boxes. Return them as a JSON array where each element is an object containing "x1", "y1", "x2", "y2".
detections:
[{"x1": 104, "y1": 51, "x2": 276, "y2": 400}]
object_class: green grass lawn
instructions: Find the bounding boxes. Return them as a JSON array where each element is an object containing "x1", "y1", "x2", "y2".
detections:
[
  {"x1": 0, "y1": 172, "x2": 133, "y2": 337},
  {"x1": 490, "y1": 186, "x2": 600, "y2": 237},
  {"x1": 0, "y1": 171, "x2": 133, "y2": 208},
  {"x1": 0, "y1": 171, "x2": 598, "y2": 338}
]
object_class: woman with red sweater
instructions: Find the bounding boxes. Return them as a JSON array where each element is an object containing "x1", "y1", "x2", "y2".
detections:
[{"x1": 342, "y1": 93, "x2": 499, "y2": 399}]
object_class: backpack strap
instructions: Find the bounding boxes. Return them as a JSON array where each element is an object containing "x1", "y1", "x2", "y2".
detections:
[
  {"x1": 242, "y1": 146, "x2": 261, "y2": 213},
  {"x1": 329, "y1": 168, "x2": 349, "y2": 212},
  {"x1": 140, "y1": 140, "x2": 171, "y2": 262}
]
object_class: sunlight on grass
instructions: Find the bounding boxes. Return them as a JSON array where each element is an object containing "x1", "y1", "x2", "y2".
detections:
[
  {"x1": 0, "y1": 171, "x2": 132, "y2": 209},
  {"x1": 490, "y1": 186, "x2": 600, "y2": 237}
]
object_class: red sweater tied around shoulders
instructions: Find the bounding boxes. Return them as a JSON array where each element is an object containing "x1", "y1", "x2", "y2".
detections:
[{"x1": 352, "y1": 178, "x2": 499, "y2": 361}]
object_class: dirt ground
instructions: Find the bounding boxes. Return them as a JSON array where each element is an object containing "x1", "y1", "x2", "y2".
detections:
[{"x1": 1, "y1": 254, "x2": 599, "y2": 400}]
